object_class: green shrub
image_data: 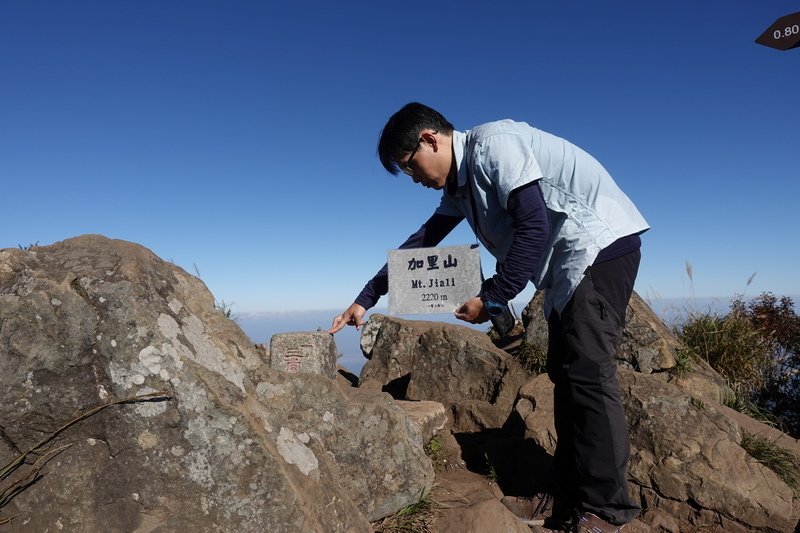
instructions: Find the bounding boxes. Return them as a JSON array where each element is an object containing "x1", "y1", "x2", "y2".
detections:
[
  {"x1": 677, "y1": 292, "x2": 800, "y2": 437},
  {"x1": 669, "y1": 347, "x2": 695, "y2": 379},
  {"x1": 424, "y1": 435, "x2": 447, "y2": 473},
  {"x1": 737, "y1": 294, "x2": 800, "y2": 436},
  {"x1": 513, "y1": 340, "x2": 547, "y2": 374},
  {"x1": 676, "y1": 308, "x2": 770, "y2": 395}
]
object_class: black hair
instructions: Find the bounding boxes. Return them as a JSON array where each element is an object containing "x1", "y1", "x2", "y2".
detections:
[{"x1": 377, "y1": 102, "x2": 455, "y2": 175}]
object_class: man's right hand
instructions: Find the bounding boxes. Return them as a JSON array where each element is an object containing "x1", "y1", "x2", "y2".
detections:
[{"x1": 328, "y1": 303, "x2": 367, "y2": 334}]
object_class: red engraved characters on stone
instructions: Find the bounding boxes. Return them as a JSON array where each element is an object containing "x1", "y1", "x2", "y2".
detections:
[{"x1": 283, "y1": 344, "x2": 313, "y2": 373}]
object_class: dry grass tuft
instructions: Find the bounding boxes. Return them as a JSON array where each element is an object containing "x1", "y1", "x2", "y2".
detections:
[
  {"x1": 677, "y1": 309, "x2": 770, "y2": 395},
  {"x1": 513, "y1": 340, "x2": 547, "y2": 374},
  {"x1": 740, "y1": 431, "x2": 800, "y2": 496},
  {"x1": 373, "y1": 487, "x2": 436, "y2": 532},
  {"x1": 424, "y1": 435, "x2": 447, "y2": 473}
]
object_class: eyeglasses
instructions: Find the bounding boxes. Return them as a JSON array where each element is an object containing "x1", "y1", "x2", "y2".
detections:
[
  {"x1": 401, "y1": 138, "x2": 423, "y2": 176},
  {"x1": 400, "y1": 130, "x2": 437, "y2": 176}
]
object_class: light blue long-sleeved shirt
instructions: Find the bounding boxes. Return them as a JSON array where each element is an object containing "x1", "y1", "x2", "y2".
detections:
[{"x1": 435, "y1": 120, "x2": 650, "y2": 315}]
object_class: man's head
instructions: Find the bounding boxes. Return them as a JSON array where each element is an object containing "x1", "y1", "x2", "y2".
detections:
[{"x1": 378, "y1": 102, "x2": 455, "y2": 190}]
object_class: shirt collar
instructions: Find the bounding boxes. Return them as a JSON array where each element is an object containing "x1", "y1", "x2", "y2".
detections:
[{"x1": 451, "y1": 129, "x2": 468, "y2": 190}]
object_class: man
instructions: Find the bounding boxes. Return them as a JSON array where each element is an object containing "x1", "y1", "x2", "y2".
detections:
[{"x1": 329, "y1": 102, "x2": 648, "y2": 532}]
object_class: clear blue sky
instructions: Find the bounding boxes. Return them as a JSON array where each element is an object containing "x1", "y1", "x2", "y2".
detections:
[{"x1": 3, "y1": 1, "x2": 799, "y2": 314}]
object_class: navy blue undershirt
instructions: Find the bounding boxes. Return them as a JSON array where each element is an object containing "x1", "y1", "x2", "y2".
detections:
[{"x1": 355, "y1": 181, "x2": 641, "y2": 309}]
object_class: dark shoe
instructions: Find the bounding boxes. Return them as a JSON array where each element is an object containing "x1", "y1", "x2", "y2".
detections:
[
  {"x1": 541, "y1": 500, "x2": 578, "y2": 531},
  {"x1": 500, "y1": 493, "x2": 553, "y2": 526},
  {"x1": 574, "y1": 511, "x2": 627, "y2": 533}
]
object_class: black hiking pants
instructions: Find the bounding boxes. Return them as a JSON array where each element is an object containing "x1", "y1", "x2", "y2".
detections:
[{"x1": 546, "y1": 249, "x2": 642, "y2": 526}]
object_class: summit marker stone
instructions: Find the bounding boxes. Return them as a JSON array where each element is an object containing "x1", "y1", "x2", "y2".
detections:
[
  {"x1": 269, "y1": 331, "x2": 338, "y2": 378},
  {"x1": 388, "y1": 244, "x2": 482, "y2": 315}
]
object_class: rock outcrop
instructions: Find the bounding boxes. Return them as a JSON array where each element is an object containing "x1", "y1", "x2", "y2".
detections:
[
  {"x1": 361, "y1": 299, "x2": 798, "y2": 531},
  {"x1": 360, "y1": 314, "x2": 530, "y2": 433},
  {"x1": 515, "y1": 370, "x2": 796, "y2": 532},
  {"x1": 2, "y1": 235, "x2": 798, "y2": 532},
  {"x1": 0, "y1": 236, "x2": 432, "y2": 530}
]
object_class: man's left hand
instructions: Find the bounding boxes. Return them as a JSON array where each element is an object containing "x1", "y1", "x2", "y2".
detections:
[{"x1": 455, "y1": 296, "x2": 490, "y2": 324}]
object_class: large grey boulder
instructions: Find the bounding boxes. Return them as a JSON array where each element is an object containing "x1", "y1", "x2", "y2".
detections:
[
  {"x1": 395, "y1": 400, "x2": 448, "y2": 448},
  {"x1": 515, "y1": 369, "x2": 796, "y2": 532},
  {"x1": 360, "y1": 314, "x2": 529, "y2": 433},
  {"x1": 0, "y1": 235, "x2": 432, "y2": 530},
  {"x1": 250, "y1": 373, "x2": 435, "y2": 521}
]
